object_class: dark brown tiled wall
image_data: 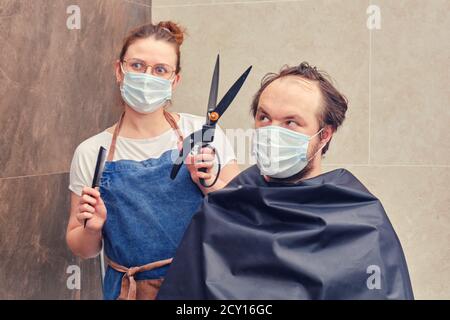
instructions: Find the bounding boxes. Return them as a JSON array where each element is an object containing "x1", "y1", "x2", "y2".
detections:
[{"x1": 0, "y1": 0, "x2": 151, "y2": 299}]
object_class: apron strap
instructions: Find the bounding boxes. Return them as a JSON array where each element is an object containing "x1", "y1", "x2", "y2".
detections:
[
  {"x1": 105, "y1": 256, "x2": 173, "y2": 300},
  {"x1": 106, "y1": 112, "x2": 125, "y2": 162},
  {"x1": 106, "y1": 109, "x2": 184, "y2": 162},
  {"x1": 163, "y1": 110, "x2": 184, "y2": 144}
]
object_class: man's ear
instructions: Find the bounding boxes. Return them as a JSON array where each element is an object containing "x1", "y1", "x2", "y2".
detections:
[
  {"x1": 321, "y1": 125, "x2": 334, "y2": 145},
  {"x1": 171, "y1": 73, "x2": 181, "y2": 90},
  {"x1": 114, "y1": 60, "x2": 123, "y2": 84}
]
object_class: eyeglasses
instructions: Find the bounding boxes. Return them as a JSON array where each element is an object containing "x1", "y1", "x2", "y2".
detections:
[{"x1": 121, "y1": 58, "x2": 176, "y2": 80}]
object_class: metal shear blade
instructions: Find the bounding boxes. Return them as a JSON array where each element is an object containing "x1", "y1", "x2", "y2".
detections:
[{"x1": 170, "y1": 55, "x2": 252, "y2": 180}]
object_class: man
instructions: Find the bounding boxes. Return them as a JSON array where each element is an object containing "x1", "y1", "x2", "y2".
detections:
[{"x1": 157, "y1": 62, "x2": 414, "y2": 299}]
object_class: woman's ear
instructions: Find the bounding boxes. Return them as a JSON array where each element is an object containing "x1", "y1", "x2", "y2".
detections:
[
  {"x1": 171, "y1": 73, "x2": 181, "y2": 90},
  {"x1": 114, "y1": 60, "x2": 123, "y2": 84}
]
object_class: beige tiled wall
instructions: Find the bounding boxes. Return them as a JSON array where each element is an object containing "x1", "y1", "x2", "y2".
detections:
[
  {"x1": 153, "y1": 0, "x2": 450, "y2": 299},
  {"x1": 0, "y1": 0, "x2": 447, "y2": 300},
  {"x1": 0, "y1": 0, "x2": 152, "y2": 299}
]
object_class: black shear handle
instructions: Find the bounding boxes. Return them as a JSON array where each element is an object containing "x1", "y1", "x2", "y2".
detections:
[{"x1": 199, "y1": 144, "x2": 221, "y2": 188}]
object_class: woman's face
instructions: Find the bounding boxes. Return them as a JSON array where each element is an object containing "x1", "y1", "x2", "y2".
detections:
[{"x1": 115, "y1": 36, "x2": 181, "y2": 88}]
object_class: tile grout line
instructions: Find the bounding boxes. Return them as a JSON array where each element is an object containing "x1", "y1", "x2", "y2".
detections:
[
  {"x1": 151, "y1": 0, "x2": 307, "y2": 9},
  {"x1": 122, "y1": 0, "x2": 151, "y2": 8},
  {"x1": 1, "y1": 163, "x2": 449, "y2": 182},
  {"x1": 0, "y1": 171, "x2": 70, "y2": 181},
  {"x1": 323, "y1": 164, "x2": 450, "y2": 168},
  {"x1": 75, "y1": 0, "x2": 446, "y2": 173},
  {"x1": 368, "y1": 0, "x2": 373, "y2": 166}
]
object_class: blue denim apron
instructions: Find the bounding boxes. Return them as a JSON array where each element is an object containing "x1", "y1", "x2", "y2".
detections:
[{"x1": 99, "y1": 111, "x2": 203, "y2": 300}]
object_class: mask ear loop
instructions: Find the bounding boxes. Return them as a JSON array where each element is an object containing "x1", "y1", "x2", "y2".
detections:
[
  {"x1": 119, "y1": 61, "x2": 127, "y2": 75},
  {"x1": 118, "y1": 63, "x2": 127, "y2": 90},
  {"x1": 307, "y1": 128, "x2": 326, "y2": 162}
]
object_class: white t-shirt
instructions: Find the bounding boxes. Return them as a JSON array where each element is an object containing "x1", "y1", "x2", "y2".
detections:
[{"x1": 69, "y1": 113, "x2": 236, "y2": 196}]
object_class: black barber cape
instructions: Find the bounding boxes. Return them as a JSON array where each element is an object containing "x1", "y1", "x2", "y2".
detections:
[{"x1": 157, "y1": 166, "x2": 414, "y2": 300}]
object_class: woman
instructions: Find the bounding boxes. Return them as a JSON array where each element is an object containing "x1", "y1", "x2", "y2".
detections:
[{"x1": 65, "y1": 21, "x2": 239, "y2": 300}]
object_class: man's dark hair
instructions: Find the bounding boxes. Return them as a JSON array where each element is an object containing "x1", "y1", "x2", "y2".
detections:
[{"x1": 251, "y1": 62, "x2": 348, "y2": 155}]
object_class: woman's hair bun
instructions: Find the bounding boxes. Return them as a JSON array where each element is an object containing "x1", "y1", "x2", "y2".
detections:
[{"x1": 157, "y1": 21, "x2": 185, "y2": 46}]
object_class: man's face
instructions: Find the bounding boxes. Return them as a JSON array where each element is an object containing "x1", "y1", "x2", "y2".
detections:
[{"x1": 254, "y1": 75, "x2": 331, "y2": 181}]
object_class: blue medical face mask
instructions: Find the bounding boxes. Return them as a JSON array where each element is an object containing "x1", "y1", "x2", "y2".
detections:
[
  {"x1": 120, "y1": 66, "x2": 173, "y2": 114},
  {"x1": 252, "y1": 125, "x2": 325, "y2": 179}
]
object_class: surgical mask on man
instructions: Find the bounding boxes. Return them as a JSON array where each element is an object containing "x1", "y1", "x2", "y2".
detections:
[
  {"x1": 120, "y1": 66, "x2": 173, "y2": 114},
  {"x1": 252, "y1": 125, "x2": 325, "y2": 179}
]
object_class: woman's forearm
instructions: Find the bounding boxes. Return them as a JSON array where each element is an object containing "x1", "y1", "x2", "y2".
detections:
[{"x1": 66, "y1": 226, "x2": 103, "y2": 259}]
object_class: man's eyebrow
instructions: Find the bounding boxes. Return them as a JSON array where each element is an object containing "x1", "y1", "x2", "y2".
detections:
[
  {"x1": 257, "y1": 106, "x2": 268, "y2": 114},
  {"x1": 258, "y1": 106, "x2": 305, "y2": 123},
  {"x1": 284, "y1": 114, "x2": 305, "y2": 122}
]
